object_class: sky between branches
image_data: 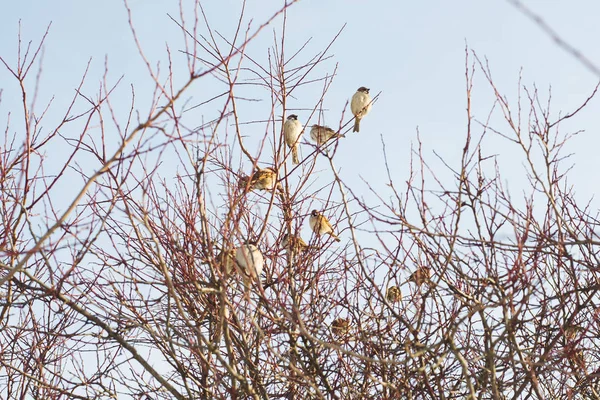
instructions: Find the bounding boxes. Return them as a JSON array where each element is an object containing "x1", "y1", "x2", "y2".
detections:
[{"x1": 1, "y1": 0, "x2": 599, "y2": 225}]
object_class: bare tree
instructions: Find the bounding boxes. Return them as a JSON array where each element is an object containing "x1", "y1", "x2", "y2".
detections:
[{"x1": 1, "y1": 1, "x2": 600, "y2": 399}]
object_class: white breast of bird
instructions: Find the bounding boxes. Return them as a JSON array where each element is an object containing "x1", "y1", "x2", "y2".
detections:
[{"x1": 235, "y1": 243, "x2": 264, "y2": 279}]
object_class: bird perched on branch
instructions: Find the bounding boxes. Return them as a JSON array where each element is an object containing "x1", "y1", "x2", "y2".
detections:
[
  {"x1": 386, "y1": 286, "x2": 402, "y2": 303},
  {"x1": 309, "y1": 210, "x2": 341, "y2": 242},
  {"x1": 331, "y1": 317, "x2": 350, "y2": 337},
  {"x1": 281, "y1": 233, "x2": 308, "y2": 253},
  {"x1": 217, "y1": 248, "x2": 237, "y2": 276},
  {"x1": 234, "y1": 242, "x2": 264, "y2": 282},
  {"x1": 284, "y1": 114, "x2": 303, "y2": 164},
  {"x1": 251, "y1": 167, "x2": 279, "y2": 191},
  {"x1": 238, "y1": 167, "x2": 282, "y2": 193},
  {"x1": 409, "y1": 266, "x2": 431, "y2": 286},
  {"x1": 350, "y1": 87, "x2": 372, "y2": 133},
  {"x1": 310, "y1": 124, "x2": 344, "y2": 145}
]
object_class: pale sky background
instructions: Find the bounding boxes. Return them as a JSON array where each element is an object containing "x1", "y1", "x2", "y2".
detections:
[
  {"x1": 1, "y1": 0, "x2": 600, "y2": 237},
  {"x1": 1, "y1": 2, "x2": 600, "y2": 396}
]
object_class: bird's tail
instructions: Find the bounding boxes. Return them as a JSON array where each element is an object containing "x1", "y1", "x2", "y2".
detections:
[
  {"x1": 292, "y1": 146, "x2": 299, "y2": 164},
  {"x1": 276, "y1": 183, "x2": 285, "y2": 203},
  {"x1": 330, "y1": 232, "x2": 341, "y2": 242},
  {"x1": 353, "y1": 118, "x2": 360, "y2": 133}
]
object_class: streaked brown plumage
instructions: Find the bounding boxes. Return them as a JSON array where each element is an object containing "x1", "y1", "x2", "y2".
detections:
[
  {"x1": 564, "y1": 325, "x2": 584, "y2": 341},
  {"x1": 409, "y1": 266, "x2": 431, "y2": 286},
  {"x1": 309, "y1": 209, "x2": 340, "y2": 242},
  {"x1": 238, "y1": 167, "x2": 282, "y2": 192},
  {"x1": 331, "y1": 317, "x2": 350, "y2": 337},
  {"x1": 252, "y1": 168, "x2": 278, "y2": 190},
  {"x1": 281, "y1": 233, "x2": 308, "y2": 252},
  {"x1": 217, "y1": 249, "x2": 237, "y2": 276},
  {"x1": 386, "y1": 286, "x2": 402, "y2": 303},
  {"x1": 569, "y1": 348, "x2": 586, "y2": 370},
  {"x1": 310, "y1": 124, "x2": 344, "y2": 145}
]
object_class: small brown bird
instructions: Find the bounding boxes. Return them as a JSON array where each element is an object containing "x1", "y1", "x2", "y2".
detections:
[
  {"x1": 239, "y1": 167, "x2": 281, "y2": 192},
  {"x1": 310, "y1": 124, "x2": 344, "y2": 145},
  {"x1": 281, "y1": 233, "x2": 308, "y2": 252},
  {"x1": 386, "y1": 286, "x2": 402, "y2": 303},
  {"x1": 569, "y1": 348, "x2": 586, "y2": 370},
  {"x1": 309, "y1": 210, "x2": 340, "y2": 242},
  {"x1": 409, "y1": 266, "x2": 431, "y2": 286},
  {"x1": 217, "y1": 249, "x2": 237, "y2": 276},
  {"x1": 251, "y1": 167, "x2": 278, "y2": 191},
  {"x1": 284, "y1": 114, "x2": 303, "y2": 164},
  {"x1": 350, "y1": 87, "x2": 372, "y2": 133},
  {"x1": 330, "y1": 317, "x2": 350, "y2": 337},
  {"x1": 475, "y1": 369, "x2": 490, "y2": 391},
  {"x1": 564, "y1": 325, "x2": 584, "y2": 341}
]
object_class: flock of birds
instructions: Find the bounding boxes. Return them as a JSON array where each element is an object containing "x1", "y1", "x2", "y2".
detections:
[{"x1": 216, "y1": 87, "x2": 430, "y2": 337}]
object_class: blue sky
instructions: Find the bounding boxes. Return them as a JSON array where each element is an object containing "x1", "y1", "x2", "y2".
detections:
[
  {"x1": 3, "y1": 3, "x2": 600, "y2": 397},
  {"x1": 1, "y1": 0, "x2": 600, "y2": 234}
]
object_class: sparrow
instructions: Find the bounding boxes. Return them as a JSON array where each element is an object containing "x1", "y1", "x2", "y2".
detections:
[
  {"x1": 283, "y1": 114, "x2": 303, "y2": 164},
  {"x1": 310, "y1": 124, "x2": 344, "y2": 145},
  {"x1": 251, "y1": 167, "x2": 279, "y2": 191},
  {"x1": 217, "y1": 249, "x2": 237, "y2": 276},
  {"x1": 239, "y1": 167, "x2": 282, "y2": 192},
  {"x1": 386, "y1": 286, "x2": 402, "y2": 303},
  {"x1": 330, "y1": 317, "x2": 350, "y2": 337},
  {"x1": 234, "y1": 242, "x2": 264, "y2": 281},
  {"x1": 350, "y1": 87, "x2": 372, "y2": 133},
  {"x1": 281, "y1": 233, "x2": 308, "y2": 252},
  {"x1": 569, "y1": 348, "x2": 586, "y2": 370},
  {"x1": 564, "y1": 325, "x2": 584, "y2": 341},
  {"x1": 309, "y1": 209, "x2": 341, "y2": 242},
  {"x1": 409, "y1": 266, "x2": 431, "y2": 286}
]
